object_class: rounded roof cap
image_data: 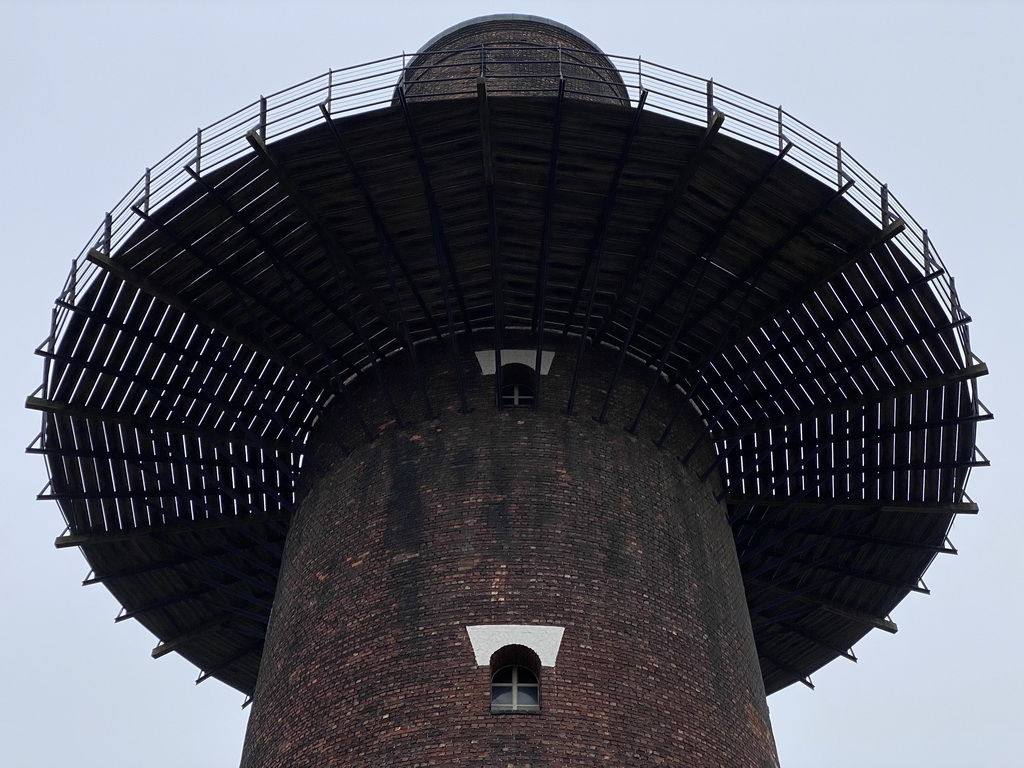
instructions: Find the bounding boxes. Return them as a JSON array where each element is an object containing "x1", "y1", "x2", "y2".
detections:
[{"x1": 414, "y1": 14, "x2": 607, "y2": 55}]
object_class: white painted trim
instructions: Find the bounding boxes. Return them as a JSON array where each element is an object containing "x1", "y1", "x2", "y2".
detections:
[
  {"x1": 465, "y1": 624, "x2": 565, "y2": 667},
  {"x1": 474, "y1": 350, "x2": 554, "y2": 375}
]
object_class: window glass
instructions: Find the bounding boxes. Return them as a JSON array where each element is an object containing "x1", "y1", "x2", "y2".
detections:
[
  {"x1": 516, "y1": 668, "x2": 537, "y2": 684},
  {"x1": 491, "y1": 687, "x2": 514, "y2": 707},
  {"x1": 501, "y1": 382, "x2": 534, "y2": 407},
  {"x1": 491, "y1": 664, "x2": 540, "y2": 713},
  {"x1": 516, "y1": 687, "x2": 539, "y2": 706}
]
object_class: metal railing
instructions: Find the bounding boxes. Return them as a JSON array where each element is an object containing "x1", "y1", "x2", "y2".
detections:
[{"x1": 48, "y1": 45, "x2": 973, "y2": 377}]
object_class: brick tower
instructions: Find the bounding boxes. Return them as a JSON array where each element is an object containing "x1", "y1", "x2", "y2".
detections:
[{"x1": 31, "y1": 15, "x2": 985, "y2": 768}]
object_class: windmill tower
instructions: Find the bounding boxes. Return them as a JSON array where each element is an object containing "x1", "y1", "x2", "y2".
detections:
[{"x1": 30, "y1": 15, "x2": 986, "y2": 767}]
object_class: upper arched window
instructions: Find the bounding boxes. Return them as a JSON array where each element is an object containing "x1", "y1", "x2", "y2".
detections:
[
  {"x1": 500, "y1": 382, "x2": 535, "y2": 407},
  {"x1": 499, "y1": 363, "x2": 535, "y2": 408},
  {"x1": 490, "y1": 644, "x2": 541, "y2": 713}
]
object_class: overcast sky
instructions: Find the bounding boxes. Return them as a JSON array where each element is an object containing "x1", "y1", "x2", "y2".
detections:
[{"x1": 2, "y1": 2, "x2": 1021, "y2": 766}]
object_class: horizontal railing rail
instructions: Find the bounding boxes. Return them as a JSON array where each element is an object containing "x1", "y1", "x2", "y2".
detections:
[{"x1": 46, "y1": 44, "x2": 973, "y2": 396}]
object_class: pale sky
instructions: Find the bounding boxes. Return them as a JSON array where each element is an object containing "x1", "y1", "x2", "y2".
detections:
[{"x1": 2, "y1": 2, "x2": 1021, "y2": 766}]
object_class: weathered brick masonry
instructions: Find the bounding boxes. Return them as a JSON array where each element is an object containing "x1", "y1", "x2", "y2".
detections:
[{"x1": 240, "y1": 336, "x2": 779, "y2": 767}]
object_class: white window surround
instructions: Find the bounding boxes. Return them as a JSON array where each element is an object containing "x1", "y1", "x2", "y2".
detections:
[
  {"x1": 466, "y1": 624, "x2": 565, "y2": 667},
  {"x1": 474, "y1": 350, "x2": 554, "y2": 375}
]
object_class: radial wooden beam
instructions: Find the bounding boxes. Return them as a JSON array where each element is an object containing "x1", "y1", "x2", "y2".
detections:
[
  {"x1": 531, "y1": 79, "x2": 567, "y2": 411},
  {"x1": 86, "y1": 249, "x2": 331, "y2": 404},
  {"x1": 565, "y1": 91, "x2": 647, "y2": 416},
  {"x1": 757, "y1": 650, "x2": 815, "y2": 689},
  {"x1": 115, "y1": 585, "x2": 218, "y2": 623},
  {"x1": 755, "y1": 622, "x2": 857, "y2": 663},
  {"x1": 563, "y1": 90, "x2": 649, "y2": 335},
  {"x1": 397, "y1": 89, "x2": 471, "y2": 413},
  {"x1": 245, "y1": 131, "x2": 406, "y2": 427},
  {"x1": 319, "y1": 106, "x2": 437, "y2": 420},
  {"x1": 49, "y1": 287, "x2": 318, "y2": 419},
  {"x1": 83, "y1": 545, "x2": 276, "y2": 599},
  {"x1": 246, "y1": 130, "x2": 398, "y2": 342},
  {"x1": 726, "y1": 496, "x2": 979, "y2": 516},
  {"x1": 196, "y1": 639, "x2": 264, "y2": 684},
  {"x1": 663, "y1": 179, "x2": 857, "y2": 387},
  {"x1": 591, "y1": 111, "x2": 725, "y2": 348},
  {"x1": 185, "y1": 163, "x2": 384, "y2": 361},
  {"x1": 717, "y1": 361, "x2": 988, "y2": 444},
  {"x1": 634, "y1": 139, "x2": 794, "y2": 354},
  {"x1": 152, "y1": 613, "x2": 267, "y2": 659},
  {"x1": 26, "y1": 397, "x2": 296, "y2": 454},
  {"x1": 478, "y1": 80, "x2": 505, "y2": 408},
  {"x1": 626, "y1": 141, "x2": 793, "y2": 432},
  {"x1": 132, "y1": 205, "x2": 374, "y2": 440},
  {"x1": 748, "y1": 576, "x2": 899, "y2": 634},
  {"x1": 703, "y1": 218, "x2": 906, "y2": 376},
  {"x1": 56, "y1": 512, "x2": 288, "y2": 548},
  {"x1": 29, "y1": 399, "x2": 299, "y2": 528},
  {"x1": 739, "y1": 503, "x2": 879, "y2": 573},
  {"x1": 318, "y1": 104, "x2": 443, "y2": 345},
  {"x1": 36, "y1": 347, "x2": 299, "y2": 446}
]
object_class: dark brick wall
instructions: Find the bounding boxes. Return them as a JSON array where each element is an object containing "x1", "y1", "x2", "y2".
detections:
[
  {"x1": 397, "y1": 16, "x2": 629, "y2": 104},
  {"x1": 239, "y1": 336, "x2": 779, "y2": 767}
]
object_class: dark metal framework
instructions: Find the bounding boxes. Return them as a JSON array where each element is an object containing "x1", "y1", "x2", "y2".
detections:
[{"x1": 30, "y1": 46, "x2": 987, "y2": 696}]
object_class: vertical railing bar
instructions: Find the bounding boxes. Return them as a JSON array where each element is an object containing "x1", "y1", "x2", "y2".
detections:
[
  {"x1": 103, "y1": 212, "x2": 112, "y2": 257},
  {"x1": 837, "y1": 142, "x2": 843, "y2": 189},
  {"x1": 778, "y1": 105, "x2": 784, "y2": 153},
  {"x1": 923, "y1": 229, "x2": 935, "y2": 272}
]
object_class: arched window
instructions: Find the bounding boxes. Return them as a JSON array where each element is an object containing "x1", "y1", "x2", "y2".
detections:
[
  {"x1": 500, "y1": 382, "x2": 534, "y2": 407},
  {"x1": 490, "y1": 644, "x2": 541, "y2": 713},
  {"x1": 491, "y1": 666, "x2": 540, "y2": 712},
  {"x1": 499, "y1": 363, "x2": 535, "y2": 408}
]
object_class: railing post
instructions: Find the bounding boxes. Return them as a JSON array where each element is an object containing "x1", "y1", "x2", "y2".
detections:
[
  {"x1": 326, "y1": 69, "x2": 333, "y2": 115},
  {"x1": 949, "y1": 275, "x2": 963, "y2": 318},
  {"x1": 881, "y1": 183, "x2": 890, "y2": 226},
  {"x1": 144, "y1": 167, "x2": 151, "y2": 215},
  {"x1": 707, "y1": 78, "x2": 714, "y2": 124},
  {"x1": 195, "y1": 127, "x2": 202, "y2": 175},
  {"x1": 259, "y1": 96, "x2": 268, "y2": 141},
  {"x1": 103, "y1": 212, "x2": 112, "y2": 256},
  {"x1": 777, "y1": 105, "x2": 784, "y2": 153},
  {"x1": 923, "y1": 229, "x2": 935, "y2": 272},
  {"x1": 836, "y1": 142, "x2": 843, "y2": 189}
]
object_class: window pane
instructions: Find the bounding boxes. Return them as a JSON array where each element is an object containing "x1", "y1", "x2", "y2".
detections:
[
  {"x1": 492, "y1": 687, "x2": 514, "y2": 707},
  {"x1": 516, "y1": 668, "x2": 537, "y2": 684},
  {"x1": 517, "y1": 687, "x2": 539, "y2": 706},
  {"x1": 492, "y1": 667, "x2": 513, "y2": 684}
]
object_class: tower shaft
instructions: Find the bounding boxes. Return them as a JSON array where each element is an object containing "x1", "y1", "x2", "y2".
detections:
[{"x1": 240, "y1": 340, "x2": 779, "y2": 766}]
